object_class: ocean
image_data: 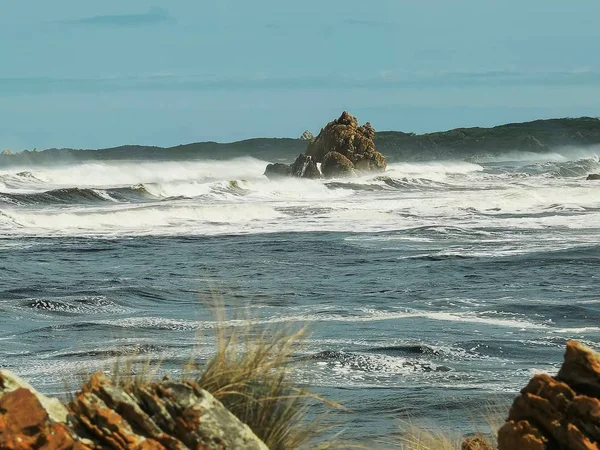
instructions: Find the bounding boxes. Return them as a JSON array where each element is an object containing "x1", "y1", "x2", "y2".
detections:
[{"x1": 1, "y1": 151, "x2": 600, "y2": 443}]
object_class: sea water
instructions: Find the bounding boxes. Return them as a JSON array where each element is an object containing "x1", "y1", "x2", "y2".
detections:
[{"x1": 1, "y1": 152, "x2": 600, "y2": 442}]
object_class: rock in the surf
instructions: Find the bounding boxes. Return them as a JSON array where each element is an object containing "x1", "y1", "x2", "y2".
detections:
[
  {"x1": 290, "y1": 153, "x2": 321, "y2": 179},
  {"x1": 321, "y1": 151, "x2": 355, "y2": 178},
  {"x1": 307, "y1": 111, "x2": 387, "y2": 173},
  {"x1": 264, "y1": 162, "x2": 292, "y2": 179},
  {"x1": 300, "y1": 130, "x2": 314, "y2": 141},
  {"x1": 586, "y1": 173, "x2": 600, "y2": 180},
  {"x1": 497, "y1": 340, "x2": 600, "y2": 450}
]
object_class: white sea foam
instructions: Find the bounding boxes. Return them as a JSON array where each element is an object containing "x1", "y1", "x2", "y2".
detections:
[{"x1": 2, "y1": 156, "x2": 600, "y2": 238}]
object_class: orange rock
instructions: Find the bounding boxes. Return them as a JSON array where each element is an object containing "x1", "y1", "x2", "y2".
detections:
[
  {"x1": 559, "y1": 341, "x2": 600, "y2": 398},
  {"x1": 0, "y1": 387, "x2": 48, "y2": 449},
  {"x1": 497, "y1": 420, "x2": 548, "y2": 450},
  {"x1": 498, "y1": 341, "x2": 600, "y2": 450},
  {"x1": 461, "y1": 435, "x2": 494, "y2": 450}
]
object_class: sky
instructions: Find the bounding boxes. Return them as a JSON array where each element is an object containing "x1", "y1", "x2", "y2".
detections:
[{"x1": 1, "y1": 0, "x2": 599, "y2": 150}]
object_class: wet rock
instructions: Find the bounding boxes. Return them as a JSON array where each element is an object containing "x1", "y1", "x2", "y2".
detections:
[
  {"x1": 307, "y1": 111, "x2": 386, "y2": 173},
  {"x1": 498, "y1": 341, "x2": 600, "y2": 450},
  {"x1": 300, "y1": 130, "x2": 314, "y2": 141},
  {"x1": 586, "y1": 173, "x2": 600, "y2": 180},
  {"x1": 290, "y1": 153, "x2": 321, "y2": 179},
  {"x1": 264, "y1": 162, "x2": 292, "y2": 179},
  {"x1": 321, "y1": 151, "x2": 355, "y2": 178}
]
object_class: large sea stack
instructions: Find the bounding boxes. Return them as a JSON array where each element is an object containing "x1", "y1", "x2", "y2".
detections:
[{"x1": 264, "y1": 111, "x2": 387, "y2": 180}]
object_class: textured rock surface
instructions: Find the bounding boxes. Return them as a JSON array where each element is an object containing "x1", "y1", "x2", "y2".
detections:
[
  {"x1": 299, "y1": 130, "x2": 314, "y2": 141},
  {"x1": 0, "y1": 370, "x2": 69, "y2": 424},
  {"x1": 264, "y1": 162, "x2": 292, "y2": 179},
  {"x1": 290, "y1": 153, "x2": 321, "y2": 179},
  {"x1": 0, "y1": 374, "x2": 86, "y2": 450},
  {"x1": 0, "y1": 371, "x2": 268, "y2": 450},
  {"x1": 498, "y1": 341, "x2": 600, "y2": 450},
  {"x1": 307, "y1": 111, "x2": 386, "y2": 173},
  {"x1": 321, "y1": 151, "x2": 355, "y2": 178},
  {"x1": 461, "y1": 435, "x2": 495, "y2": 450},
  {"x1": 587, "y1": 173, "x2": 600, "y2": 180}
]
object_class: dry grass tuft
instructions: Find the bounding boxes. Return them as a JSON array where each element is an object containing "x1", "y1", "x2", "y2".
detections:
[
  {"x1": 398, "y1": 402, "x2": 506, "y2": 450},
  {"x1": 189, "y1": 313, "x2": 339, "y2": 450}
]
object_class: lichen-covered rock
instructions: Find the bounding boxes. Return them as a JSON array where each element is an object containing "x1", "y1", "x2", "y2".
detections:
[
  {"x1": 306, "y1": 111, "x2": 386, "y2": 173},
  {"x1": 321, "y1": 151, "x2": 355, "y2": 178},
  {"x1": 498, "y1": 341, "x2": 600, "y2": 450},
  {"x1": 264, "y1": 162, "x2": 292, "y2": 179},
  {"x1": 461, "y1": 435, "x2": 495, "y2": 450},
  {"x1": 69, "y1": 373, "x2": 269, "y2": 450},
  {"x1": 0, "y1": 370, "x2": 268, "y2": 450},
  {"x1": 0, "y1": 370, "x2": 69, "y2": 424},
  {"x1": 0, "y1": 374, "x2": 86, "y2": 450},
  {"x1": 290, "y1": 153, "x2": 321, "y2": 179}
]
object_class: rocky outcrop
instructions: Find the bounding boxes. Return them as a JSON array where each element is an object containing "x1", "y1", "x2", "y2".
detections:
[
  {"x1": 462, "y1": 435, "x2": 495, "y2": 450},
  {"x1": 0, "y1": 370, "x2": 85, "y2": 450},
  {"x1": 587, "y1": 174, "x2": 600, "y2": 180},
  {"x1": 289, "y1": 153, "x2": 321, "y2": 179},
  {"x1": 0, "y1": 371, "x2": 268, "y2": 450},
  {"x1": 264, "y1": 112, "x2": 387, "y2": 180},
  {"x1": 497, "y1": 341, "x2": 600, "y2": 450},
  {"x1": 299, "y1": 130, "x2": 314, "y2": 141},
  {"x1": 264, "y1": 162, "x2": 292, "y2": 179},
  {"x1": 307, "y1": 111, "x2": 386, "y2": 174},
  {"x1": 321, "y1": 151, "x2": 355, "y2": 178}
]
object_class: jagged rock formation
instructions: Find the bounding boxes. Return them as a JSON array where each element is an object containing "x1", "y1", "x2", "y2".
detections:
[
  {"x1": 0, "y1": 371, "x2": 268, "y2": 450},
  {"x1": 497, "y1": 341, "x2": 600, "y2": 450},
  {"x1": 264, "y1": 112, "x2": 386, "y2": 180},
  {"x1": 289, "y1": 153, "x2": 321, "y2": 179},
  {"x1": 264, "y1": 162, "x2": 292, "y2": 179},
  {"x1": 321, "y1": 151, "x2": 355, "y2": 178},
  {"x1": 299, "y1": 130, "x2": 314, "y2": 141},
  {"x1": 307, "y1": 111, "x2": 386, "y2": 176}
]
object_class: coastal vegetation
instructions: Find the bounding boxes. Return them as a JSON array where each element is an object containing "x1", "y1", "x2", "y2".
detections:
[
  {"x1": 2, "y1": 318, "x2": 600, "y2": 450},
  {"x1": 2, "y1": 117, "x2": 600, "y2": 167}
]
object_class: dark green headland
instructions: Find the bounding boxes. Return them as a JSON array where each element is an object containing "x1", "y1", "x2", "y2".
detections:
[{"x1": 2, "y1": 117, "x2": 600, "y2": 167}]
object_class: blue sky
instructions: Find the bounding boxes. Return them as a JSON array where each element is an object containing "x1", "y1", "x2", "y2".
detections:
[{"x1": 1, "y1": 1, "x2": 599, "y2": 150}]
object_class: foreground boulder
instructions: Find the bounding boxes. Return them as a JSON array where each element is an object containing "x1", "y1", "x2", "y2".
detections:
[
  {"x1": 587, "y1": 173, "x2": 600, "y2": 180},
  {"x1": 497, "y1": 341, "x2": 600, "y2": 450},
  {"x1": 290, "y1": 153, "x2": 321, "y2": 179},
  {"x1": 0, "y1": 371, "x2": 268, "y2": 450},
  {"x1": 264, "y1": 162, "x2": 292, "y2": 179}
]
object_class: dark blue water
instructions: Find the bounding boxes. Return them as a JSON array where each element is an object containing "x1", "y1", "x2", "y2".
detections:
[{"x1": 1, "y1": 155, "x2": 600, "y2": 442}]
